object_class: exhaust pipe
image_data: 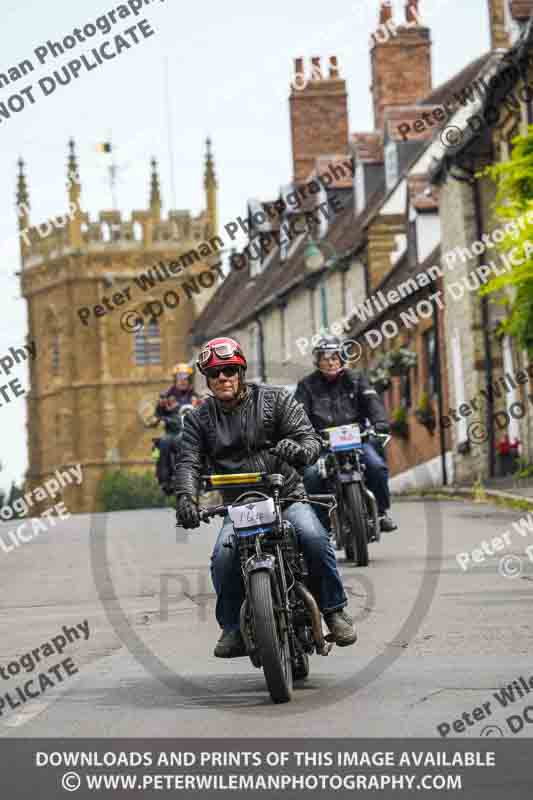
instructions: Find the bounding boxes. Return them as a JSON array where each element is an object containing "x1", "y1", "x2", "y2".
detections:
[{"x1": 294, "y1": 582, "x2": 332, "y2": 656}]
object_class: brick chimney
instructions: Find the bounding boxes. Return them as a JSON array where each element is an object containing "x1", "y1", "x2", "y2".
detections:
[
  {"x1": 289, "y1": 55, "x2": 349, "y2": 184},
  {"x1": 510, "y1": 0, "x2": 533, "y2": 21},
  {"x1": 488, "y1": 0, "x2": 512, "y2": 48},
  {"x1": 370, "y1": 1, "x2": 432, "y2": 130}
]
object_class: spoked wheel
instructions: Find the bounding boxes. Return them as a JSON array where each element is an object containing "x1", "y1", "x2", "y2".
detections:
[
  {"x1": 250, "y1": 571, "x2": 293, "y2": 703},
  {"x1": 292, "y1": 652, "x2": 310, "y2": 681},
  {"x1": 343, "y1": 483, "x2": 369, "y2": 567}
]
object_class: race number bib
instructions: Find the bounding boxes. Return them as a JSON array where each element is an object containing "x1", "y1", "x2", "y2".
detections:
[
  {"x1": 228, "y1": 497, "x2": 277, "y2": 529},
  {"x1": 329, "y1": 424, "x2": 362, "y2": 451}
]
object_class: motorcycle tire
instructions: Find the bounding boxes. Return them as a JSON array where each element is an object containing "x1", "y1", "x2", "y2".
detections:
[
  {"x1": 250, "y1": 571, "x2": 293, "y2": 704},
  {"x1": 292, "y1": 652, "x2": 310, "y2": 681},
  {"x1": 343, "y1": 483, "x2": 369, "y2": 567}
]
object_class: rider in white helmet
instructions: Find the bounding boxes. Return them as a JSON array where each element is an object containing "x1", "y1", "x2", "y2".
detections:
[{"x1": 295, "y1": 335, "x2": 397, "y2": 533}]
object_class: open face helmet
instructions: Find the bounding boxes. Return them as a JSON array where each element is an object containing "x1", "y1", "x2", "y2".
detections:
[
  {"x1": 312, "y1": 335, "x2": 345, "y2": 364},
  {"x1": 196, "y1": 337, "x2": 247, "y2": 376}
]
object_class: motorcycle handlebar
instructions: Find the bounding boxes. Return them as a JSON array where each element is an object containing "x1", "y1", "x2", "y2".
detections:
[
  {"x1": 199, "y1": 491, "x2": 337, "y2": 523},
  {"x1": 199, "y1": 505, "x2": 227, "y2": 522}
]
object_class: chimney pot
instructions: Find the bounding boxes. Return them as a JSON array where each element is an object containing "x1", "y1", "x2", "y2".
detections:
[
  {"x1": 311, "y1": 56, "x2": 322, "y2": 80},
  {"x1": 405, "y1": 0, "x2": 420, "y2": 24},
  {"x1": 329, "y1": 55, "x2": 339, "y2": 79},
  {"x1": 294, "y1": 57, "x2": 304, "y2": 77},
  {"x1": 379, "y1": 0, "x2": 393, "y2": 24}
]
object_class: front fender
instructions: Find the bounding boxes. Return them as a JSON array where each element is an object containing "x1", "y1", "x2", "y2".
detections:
[{"x1": 246, "y1": 555, "x2": 276, "y2": 576}]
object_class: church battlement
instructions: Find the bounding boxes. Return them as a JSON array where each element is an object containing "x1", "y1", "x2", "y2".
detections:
[{"x1": 17, "y1": 141, "x2": 217, "y2": 270}]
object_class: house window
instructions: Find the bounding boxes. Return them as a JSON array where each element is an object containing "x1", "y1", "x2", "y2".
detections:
[
  {"x1": 51, "y1": 332, "x2": 60, "y2": 375},
  {"x1": 423, "y1": 328, "x2": 438, "y2": 396},
  {"x1": 355, "y1": 162, "x2": 365, "y2": 215},
  {"x1": 385, "y1": 141, "x2": 399, "y2": 190},
  {"x1": 280, "y1": 220, "x2": 291, "y2": 262},
  {"x1": 134, "y1": 318, "x2": 161, "y2": 365}
]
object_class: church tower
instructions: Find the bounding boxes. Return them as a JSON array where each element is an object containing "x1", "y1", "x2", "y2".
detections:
[{"x1": 19, "y1": 139, "x2": 220, "y2": 513}]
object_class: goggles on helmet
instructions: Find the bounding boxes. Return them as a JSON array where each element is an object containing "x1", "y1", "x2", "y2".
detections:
[{"x1": 198, "y1": 342, "x2": 242, "y2": 369}]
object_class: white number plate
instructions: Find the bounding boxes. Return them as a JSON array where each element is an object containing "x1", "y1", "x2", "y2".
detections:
[
  {"x1": 228, "y1": 497, "x2": 276, "y2": 529},
  {"x1": 329, "y1": 424, "x2": 362, "y2": 451}
]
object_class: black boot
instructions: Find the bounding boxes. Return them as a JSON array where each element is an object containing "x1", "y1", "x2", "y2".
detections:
[
  {"x1": 214, "y1": 629, "x2": 247, "y2": 658},
  {"x1": 379, "y1": 510, "x2": 398, "y2": 532}
]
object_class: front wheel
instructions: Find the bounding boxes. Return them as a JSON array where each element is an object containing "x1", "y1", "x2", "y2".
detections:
[
  {"x1": 343, "y1": 483, "x2": 369, "y2": 567},
  {"x1": 249, "y1": 571, "x2": 293, "y2": 703}
]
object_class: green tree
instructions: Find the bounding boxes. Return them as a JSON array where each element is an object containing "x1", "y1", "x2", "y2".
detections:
[
  {"x1": 97, "y1": 469, "x2": 173, "y2": 512},
  {"x1": 480, "y1": 125, "x2": 533, "y2": 352}
]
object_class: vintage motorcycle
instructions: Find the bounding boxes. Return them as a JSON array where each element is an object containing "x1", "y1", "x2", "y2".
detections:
[
  {"x1": 199, "y1": 470, "x2": 336, "y2": 704},
  {"x1": 151, "y1": 403, "x2": 195, "y2": 491},
  {"x1": 319, "y1": 424, "x2": 390, "y2": 567}
]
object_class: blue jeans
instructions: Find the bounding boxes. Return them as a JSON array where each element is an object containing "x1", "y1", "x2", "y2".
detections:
[
  {"x1": 303, "y1": 443, "x2": 391, "y2": 529},
  {"x1": 210, "y1": 502, "x2": 347, "y2": 632}
]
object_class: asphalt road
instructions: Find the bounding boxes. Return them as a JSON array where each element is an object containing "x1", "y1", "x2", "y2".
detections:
[{"x1": 0, "y1": 497, "x2": 532, "y2": 738}]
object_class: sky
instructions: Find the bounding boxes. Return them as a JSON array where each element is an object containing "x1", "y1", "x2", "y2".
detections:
[{"x1": 0, "y1": 0, "x2": 491, "y2": 490}]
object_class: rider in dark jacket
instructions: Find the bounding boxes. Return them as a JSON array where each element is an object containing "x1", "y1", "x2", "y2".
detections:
[
  {"x1": 294, "y1": 335, "x2": 397, "y2": 533},
  {"x1": 175, "y1": 336, "x2": 357, "y2": 658},
  {"x1": 154, "y1": 363, "x2": 200, "y2": 493}
]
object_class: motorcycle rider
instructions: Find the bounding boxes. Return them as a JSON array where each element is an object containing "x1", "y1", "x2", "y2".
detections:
[
  {"x1": 174, "y1": 336, "x2": 357, "y2": 658},
  {"x1": 294, "y1": 335, "x2": 397, "y2": 533},
  {"x1": 152, "y1": 363, "x2": 200, "y2": 493}
]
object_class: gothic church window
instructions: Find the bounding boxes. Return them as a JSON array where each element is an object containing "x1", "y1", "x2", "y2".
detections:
[{"x1": 134, "y1": 318, "x2": 161, "y2": 365}]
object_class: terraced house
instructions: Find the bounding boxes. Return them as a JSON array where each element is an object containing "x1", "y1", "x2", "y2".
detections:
[{"x1": 193, "y1": 0, "x2": 533, "y2": 491}]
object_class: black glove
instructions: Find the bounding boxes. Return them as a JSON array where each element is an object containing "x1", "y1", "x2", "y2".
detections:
[
  {"x1": 176, "y1": 494, "x2": 200, "y2": 529},
  {"x1": 273, "y1": 438, "x2": 307, "y2": 467},
  {"x1": 374, "y1": 422, "x2": 390, "y2": 435}
]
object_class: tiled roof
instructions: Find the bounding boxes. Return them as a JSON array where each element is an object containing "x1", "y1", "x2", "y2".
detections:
[
  {"x1": 419, "y1": 52, "x2": 493, "y2": 106},
  {"x1": 192, "y1": 186, "x2": 387, "y2": 342}
]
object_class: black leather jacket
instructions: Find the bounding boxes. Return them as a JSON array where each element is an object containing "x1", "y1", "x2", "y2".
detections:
[
  {"x1": 294, "y1": 368, "x2": 387, "y2": 433},
  {"x1": 174, "y1": 383, "x2": 321, "y2": 502}
]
